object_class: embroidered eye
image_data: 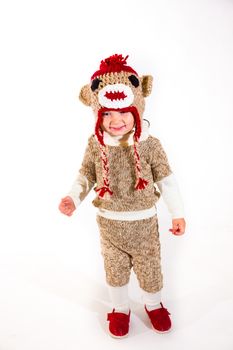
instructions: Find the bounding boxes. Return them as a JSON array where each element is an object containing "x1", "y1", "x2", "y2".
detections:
[
  {"x1": 91, "y1": 78, "x2": 102, "y2": 91},
  {"x1": 128, "y1": 75, "x2": 139, "y2": 88}
]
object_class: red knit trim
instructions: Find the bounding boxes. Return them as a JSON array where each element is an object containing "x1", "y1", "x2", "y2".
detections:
[
  {"x1": 91, "y1": 54, "x2": 138, "y2": 80},
  {"x1": 95, "y1": 112, "x2": 104, "y2": 146}
]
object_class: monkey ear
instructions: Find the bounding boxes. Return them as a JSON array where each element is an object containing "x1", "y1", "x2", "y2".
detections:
[
  {"x1": 141, "y1": 75, "x2": 153, "y2": 97},
  {"x1": 79, "y1": 84, "x2": 91, "y2": 106}
]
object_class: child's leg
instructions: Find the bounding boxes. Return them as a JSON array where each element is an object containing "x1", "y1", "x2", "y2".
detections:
[
  {"x1": 108, "y1": 284, "x2": 130, "y2": 313},
  {"x1": 96, "y1": 215, "x2": 131, "y2": 338},
  {"x1": 131, "y1": 215, "x2": 163, "y2": 295},
  {"x1": 96, "y1": 215, "x2": 132, "y2": 311},
  {"x1": 130, "y1": 216, "x2": 172, "y2": 332},
  {"x1": 140, "y1": 289, "x2": 162, "y2": 310}
]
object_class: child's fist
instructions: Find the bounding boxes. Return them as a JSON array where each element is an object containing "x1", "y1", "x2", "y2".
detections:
[
  {"x1": 59, "y1": 196, "x2": 76, "y2": 216},
  {"x1": 169, "y1": 218, "x2": 186, "y2": 236}
]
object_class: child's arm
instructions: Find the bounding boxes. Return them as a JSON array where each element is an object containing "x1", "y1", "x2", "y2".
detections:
[
  {"x1": 149, "y1": 137, "x2": 186, "y2": 235},
  {"x1": 59, "y1": 136, "x2": 96, "y2": 216},
  {"x1": 156, "y1": 174, "x2": 186, "y2": 235},
  {"x1": 59, "y1": 173, "x2": 95, "y2": 216},
  {"x1": 156, "y1": 174, "x2": 184, "y2": 219}
]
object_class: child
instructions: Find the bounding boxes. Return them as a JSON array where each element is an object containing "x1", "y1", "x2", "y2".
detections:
[{"x1": 59, "y1": 54, "x2": 186, "y2": 338}]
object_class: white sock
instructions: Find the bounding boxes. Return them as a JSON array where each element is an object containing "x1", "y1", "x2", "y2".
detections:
[
  {"x1": 141, "y1": 289, "x2": 162, "y2": 311},
  {"x1": 108, "y1": 284, "x2": 130, "y2": 313}
]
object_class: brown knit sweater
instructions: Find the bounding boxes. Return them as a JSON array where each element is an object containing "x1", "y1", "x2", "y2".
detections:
[{"x1": 79, "y1": 134, "x2": 172, "y2": 212}]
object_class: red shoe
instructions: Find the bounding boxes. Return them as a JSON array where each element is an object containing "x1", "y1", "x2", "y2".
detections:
[
  {"x1": 107, "y1": 309, "x2": 130, "y2": 338},
  {"x1": 145, "y1": 302, "x2": 172, "y2": 333}
]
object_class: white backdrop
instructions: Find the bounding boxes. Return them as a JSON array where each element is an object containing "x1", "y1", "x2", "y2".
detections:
[{"x1": 0, "y1": 0, "x2": 233, "y2": 349}]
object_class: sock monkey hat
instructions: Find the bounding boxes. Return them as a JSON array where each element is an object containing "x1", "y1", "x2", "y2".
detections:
[{"x1": 79, "y1": 54, "x2": 153, "y2": 200}]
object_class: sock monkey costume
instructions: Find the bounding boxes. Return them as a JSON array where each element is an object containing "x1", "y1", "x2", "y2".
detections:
[{"x1": 68, "y1": 54, "x2": 184, "y2": 293}]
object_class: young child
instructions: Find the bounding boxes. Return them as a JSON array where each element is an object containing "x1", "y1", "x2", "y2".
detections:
[{"x1": 59, "y1": 54, "x2": 186, "y2": 338}]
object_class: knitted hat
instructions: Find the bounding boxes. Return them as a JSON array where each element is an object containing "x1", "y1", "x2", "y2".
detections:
[{"x1": 79, "y1": 54, "x2": 153, "y2": 200}]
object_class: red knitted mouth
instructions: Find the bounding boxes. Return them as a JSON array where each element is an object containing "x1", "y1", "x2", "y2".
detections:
[{"x1": 104, "y1": 91, "x2": 127, "y2": 101}]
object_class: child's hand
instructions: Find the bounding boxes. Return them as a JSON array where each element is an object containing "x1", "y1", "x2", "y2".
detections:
[
  {"x1": 169, "y1": 218, "x2": 186, "y2": 236},
  {"x1": 59, "y1": 196, "x2": 76, "y2": 216}
]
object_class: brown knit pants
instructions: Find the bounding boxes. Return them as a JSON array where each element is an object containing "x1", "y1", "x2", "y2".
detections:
[{"x1": 96, "y1": 215, "x2": 163, "y2": 293}]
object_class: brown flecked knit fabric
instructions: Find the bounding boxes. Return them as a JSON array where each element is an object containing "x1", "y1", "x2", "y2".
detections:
[
  {"x1": 96, "y1": 214, "x2": 163, "y2": 293},
  {"x1": 79, "y1": 134, "x2": 172, "y2": 211}
]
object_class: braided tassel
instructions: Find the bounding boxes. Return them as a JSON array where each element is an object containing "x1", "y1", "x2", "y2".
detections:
[
  {"x1": 95, "y1": 143, "x2": 113, "y2": 200},
  {"x1": 133, "y1": 139, "x2": 148, "y2": 191}
]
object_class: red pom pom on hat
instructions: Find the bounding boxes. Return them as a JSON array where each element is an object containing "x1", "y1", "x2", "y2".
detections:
[{"x1": 91, "y1": 54, "x2": 138, "y2": 80}]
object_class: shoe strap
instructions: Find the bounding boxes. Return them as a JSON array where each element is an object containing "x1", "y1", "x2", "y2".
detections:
[
  {"x1": 107, "y1": 309, "x2": 130, "y2": 322},
  {"x1": 146, "y1": 304, "x2": 171, "y2": 317}
]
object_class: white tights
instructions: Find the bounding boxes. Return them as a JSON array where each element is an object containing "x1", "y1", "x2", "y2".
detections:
[{"x1": 108, "y1": 284, "x2": 162, "y2": 313}]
